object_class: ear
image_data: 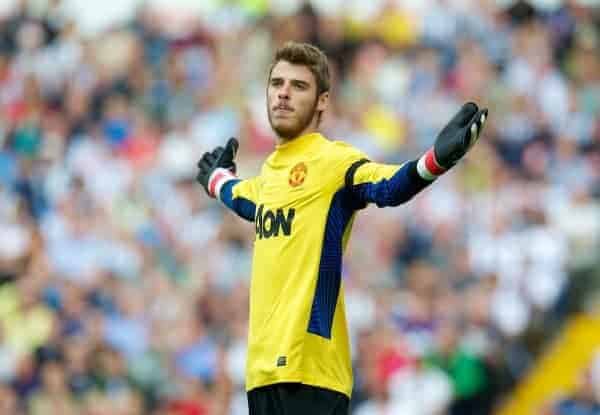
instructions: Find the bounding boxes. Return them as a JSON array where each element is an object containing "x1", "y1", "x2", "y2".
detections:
[{"x1": 316, "y1": 91, "x2": 329, "y2": 112}]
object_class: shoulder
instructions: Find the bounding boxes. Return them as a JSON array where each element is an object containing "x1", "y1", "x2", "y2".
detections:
[
  {"x1": 325, "y1": 139, "x2": 369, "y2": 164},
  {"x1": 316, "y1": 139, "x2": 371, "y2": 192},
  {"x1": 264, "y1": 150, "x2": 277, "y2": 167},
  {"x1": 328, "y1": 139, "x2": 367, "y2": 156}
]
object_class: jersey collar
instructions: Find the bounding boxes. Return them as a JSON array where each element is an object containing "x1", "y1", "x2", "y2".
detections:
[{"x1": 275, "y1": 132, "x2": 324, "y2": 155}]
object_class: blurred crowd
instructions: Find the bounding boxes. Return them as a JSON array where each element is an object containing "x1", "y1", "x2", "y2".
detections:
[{"x1": 0, "y1": 0, "x2": 599, "y2": 414}]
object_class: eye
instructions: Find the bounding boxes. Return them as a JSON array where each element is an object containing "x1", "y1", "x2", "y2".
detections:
[{"x1": 292, "y1": 81, "x2": 309, "y2": 90}]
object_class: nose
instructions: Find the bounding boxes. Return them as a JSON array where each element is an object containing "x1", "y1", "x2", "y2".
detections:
[{"x1": 278, "y1": 83, "x2": 290, "y2": 100}]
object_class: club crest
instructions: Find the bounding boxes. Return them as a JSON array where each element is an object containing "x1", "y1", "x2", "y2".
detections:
[{"x1": 289, "y1": 162, "x2": 307, "y2": 187}]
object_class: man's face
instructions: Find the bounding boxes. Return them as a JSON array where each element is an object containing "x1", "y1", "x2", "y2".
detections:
[{"x1": 267, "y1": 60, "x2": 328, "y2": 140}]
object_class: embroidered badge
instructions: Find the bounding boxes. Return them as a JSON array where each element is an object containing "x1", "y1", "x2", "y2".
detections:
[{"x1": 289, "y1": 162, "x2": 307, "y2": 187}]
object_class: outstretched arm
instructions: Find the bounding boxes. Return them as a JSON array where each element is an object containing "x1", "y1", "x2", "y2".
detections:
[
  {"x1": 346, "y1": 102, "x2": 488, "y2": 209},
  {"x1": 345, "y1": 159, "x2": 431, "y2": 209}
]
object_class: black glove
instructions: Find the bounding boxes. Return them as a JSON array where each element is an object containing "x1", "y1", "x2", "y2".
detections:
[
  {"x1": 196, "y1": 137, "x2": 239, "y2": 198},
  {"x1": 433, "y1": 102, "x2": 488, "y2": 169}
]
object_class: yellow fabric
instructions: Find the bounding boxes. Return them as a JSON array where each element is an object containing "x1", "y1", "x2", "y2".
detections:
[
  {"x1": 231, "y1": 132, "x2": 377, "y2": 397},
  {"x1": 376, "y1": 10, "x2": 419, "y2": 47},
  {"x1": 497, "y1": 314, "x2": 600, "y2": 415},
  {"x1": 362, "y1": 105, "x2": 406, "y2": 151},
  {"x1": 0, "y1": 284, "x2": 18, "y2": 317},
  {"x1": 0, "y1": 283, "x2": 54, "y2": 355},
  {"x1": 352, "y1": 160, "x2": 402, "y2": 186}
]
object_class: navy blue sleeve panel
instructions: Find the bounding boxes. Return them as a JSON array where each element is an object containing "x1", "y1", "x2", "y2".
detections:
[
  {"x1": 220, "y1": 179, "x2": 257, "y2": 222},
  {"x1": 346, "y1": 160, "x2": 433, "y2": 209},
  {"x1": 307, "y1": 188, "x2": 355, "y2": 339}
]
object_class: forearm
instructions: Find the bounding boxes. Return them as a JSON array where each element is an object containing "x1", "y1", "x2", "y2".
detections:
[
  {"x1": 219, "y1": 179, "x2": 256, "y2": 222},
  {"x1": 350, "y1": 160, "x2": 433, "y2": 208}
]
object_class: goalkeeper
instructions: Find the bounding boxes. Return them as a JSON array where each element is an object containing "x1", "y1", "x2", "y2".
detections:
[{"x1": 196, "y1": 42, "x2": 487, "y2": 415}]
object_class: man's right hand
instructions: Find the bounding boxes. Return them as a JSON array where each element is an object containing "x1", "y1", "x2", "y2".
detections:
[{"x1": 196, "y1": 137, "x2": 239, "y2": 198}]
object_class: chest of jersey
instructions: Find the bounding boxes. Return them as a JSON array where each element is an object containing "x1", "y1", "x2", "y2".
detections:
[{"x1": 254, "y1": 156, "x2": 341, "y2": 242}]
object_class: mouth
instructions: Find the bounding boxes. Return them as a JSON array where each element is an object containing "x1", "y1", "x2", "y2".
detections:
[{"x1": 273, "y1": 104, "x2": 294, "y2": 113}]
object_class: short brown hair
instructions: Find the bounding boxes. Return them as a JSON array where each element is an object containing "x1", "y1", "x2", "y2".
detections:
[{"x1": 269, "y1": 41, "x2": 330, "y2": 95}]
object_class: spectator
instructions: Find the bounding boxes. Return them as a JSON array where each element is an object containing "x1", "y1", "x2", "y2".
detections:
[{"x1": 0, "y1": 0, "x2": 598, "y2": 413}]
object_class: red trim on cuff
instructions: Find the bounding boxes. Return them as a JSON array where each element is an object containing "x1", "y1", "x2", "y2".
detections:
[
  {"x1": 424, "y1": 148, "x2": 446, "y2": 176},
  {"x1": 208, "y1": 170, "x2": 228, "y2": 197}
]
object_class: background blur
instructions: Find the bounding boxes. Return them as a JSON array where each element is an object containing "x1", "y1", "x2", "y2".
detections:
[{"x1": 1, "y1": 0, "x2": 599, "y2": 414}]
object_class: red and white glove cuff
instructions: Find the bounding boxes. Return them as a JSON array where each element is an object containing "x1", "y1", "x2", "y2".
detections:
[
  {"x1": 417, "y1": 148, "x2": 447, "y2": 181},
  {"x1": 208, "y1": 168, "x2": 237, "y2": 199}
]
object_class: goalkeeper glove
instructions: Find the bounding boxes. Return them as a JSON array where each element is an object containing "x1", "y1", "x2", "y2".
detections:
[
  {"x1": 196, "y1": 137, "x2": 239, "y2": 198},
  {"x1": 417, "y1": 102, "x2": 488, "y2": 180}
]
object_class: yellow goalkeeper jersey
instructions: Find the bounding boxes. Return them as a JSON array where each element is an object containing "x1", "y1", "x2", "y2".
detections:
[{"x1": 218, "y1": 132, "x2": 431, "y2": 397}]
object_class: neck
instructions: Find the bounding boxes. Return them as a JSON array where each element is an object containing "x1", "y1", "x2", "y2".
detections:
[{"x1": 277, "y1": 124, "x2": 319, "y2": 145}]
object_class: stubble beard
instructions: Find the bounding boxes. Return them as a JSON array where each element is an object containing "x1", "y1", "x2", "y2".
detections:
[{"x1": 268, "y1": 97, "x2": 319, "y2": 140}]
